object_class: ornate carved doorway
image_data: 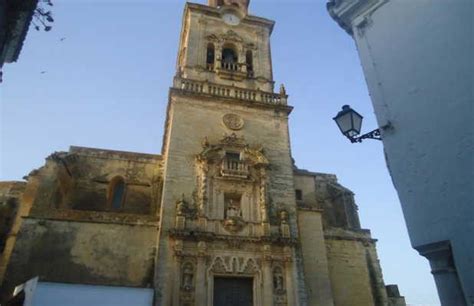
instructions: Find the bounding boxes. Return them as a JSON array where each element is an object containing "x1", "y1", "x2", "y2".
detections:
[{"x1": 213, "y1": 277, "x2": 253, "y2": 306}]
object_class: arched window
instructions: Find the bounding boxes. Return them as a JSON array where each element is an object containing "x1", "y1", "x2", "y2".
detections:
[
  {"x1": 246, "y1": 50, "x2": 253, "y2": 77},
  {"x1": 109, "y1": 177, "x2": 126, "y2": 210},
  {"x1": 221, "y1": 46, "x2": 238, "y2": 71},
  {"x1": 206, "y1": 43, "x2": 215, "y2": 70}
]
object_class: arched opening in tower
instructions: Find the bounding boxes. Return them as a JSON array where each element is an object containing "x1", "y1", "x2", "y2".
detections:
[{"x1": 221, "y1": 46, "x2": 238, "y2": 71}]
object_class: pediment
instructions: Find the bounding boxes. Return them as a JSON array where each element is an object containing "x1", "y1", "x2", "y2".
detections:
[
  {"x1": 221, "y1": 30, "x2": 243, "y2": 43},
  {"x1": 206, "y1": 34, "x2": 219, "y2": 42},
  {"x1": 197, "y1": 134, "x2": 268, "y2": 167}
]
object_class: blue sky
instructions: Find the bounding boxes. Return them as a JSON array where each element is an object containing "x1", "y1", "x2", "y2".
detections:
[{"x1": 0, "y1": 0, "x2": 439, "y2": 305}]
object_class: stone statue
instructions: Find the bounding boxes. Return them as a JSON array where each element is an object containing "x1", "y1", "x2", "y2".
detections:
[
  {"x1": 280, "y1": 210, "x2": 289, "y2": 224},
  {"x1": 273, "y1": 267, "x2": 285, "y2": 293},
  {"x1": 182, "y1": 263, "x2": 194, "y2": 290},
  {"x1": 274, "y1": 274, "x2": 284, "y2": 291},
  {"x1": 226, "y1": 198, "x2": 241, "y2": 218},
  {"x1": 176, "y1": 194, "x2": 186, "y2": 216}
]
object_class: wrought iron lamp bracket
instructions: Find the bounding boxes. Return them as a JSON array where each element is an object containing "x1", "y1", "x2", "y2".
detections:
[{"x1": 346, "y1": 128, "x2": 382, "y2": 143}]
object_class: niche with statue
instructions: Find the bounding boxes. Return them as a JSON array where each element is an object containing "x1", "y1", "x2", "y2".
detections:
[{"x1": 195, "y1": 133, "x2": 270, "y2": 234}]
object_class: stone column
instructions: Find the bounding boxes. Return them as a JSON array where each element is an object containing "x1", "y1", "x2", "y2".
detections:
[
  {"x1": 262, "y1": 246, "x2": 274, "y2": 306},
  {"x1": 215, "y1": 43, "x2": 222, "y2": 69},
  {"x1": 238, "y1": 44, "x2": 246, "y2": 73},
  {"x1": 284, "y1": 247, "x2": 298, "y2": 306},
  {"x1": 196, "y1": 242, "x2": 208, "y2": 306},
  {"x1": 259, "y1": 170, "x2": 271, "y2": 236},
  {"x1": 173, "y1": 255, "x2": 182, "y2": 306},
  {"x1": 417, "y1": 241, "x2": 468, "y2": 306}
]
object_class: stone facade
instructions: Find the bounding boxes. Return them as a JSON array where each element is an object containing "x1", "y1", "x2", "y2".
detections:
[
  {"x1": 0, "y1": 181, "x2": 26, "y2": 282},
  {"x1": 0, "y1": 1, "x2": 405, "y2": 305}
]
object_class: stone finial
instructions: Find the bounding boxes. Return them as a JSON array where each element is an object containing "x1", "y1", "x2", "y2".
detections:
[
  {"x1": 208, "y1": 0, "x2": 250, "y2": 13},
  {"x1": 279, "y1": 84, "x2": 286, "y2": 96}
]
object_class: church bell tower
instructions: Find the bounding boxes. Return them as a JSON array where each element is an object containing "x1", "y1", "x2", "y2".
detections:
[
  {"x1": 174, "y1": 0, "x2": 277, "y2": 94},
  {"x1": 155, "y1": 1, "x2": 299, "y2": 305},
  {"x1": 0, "y1": 1, "x2": 406, "y2": 305}
]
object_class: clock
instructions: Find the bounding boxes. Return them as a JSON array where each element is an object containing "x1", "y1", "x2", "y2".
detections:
[{"x1": 223, "y1": 12, "x2": 240, "y2": 26}]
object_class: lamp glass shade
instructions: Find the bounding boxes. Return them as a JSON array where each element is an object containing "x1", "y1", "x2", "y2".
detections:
[{"x1": 333, "y1": 105, "x2": 363, "y2": 137}]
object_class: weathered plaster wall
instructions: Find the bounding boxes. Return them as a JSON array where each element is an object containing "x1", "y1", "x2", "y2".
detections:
[
  {"x1": 336, "y1": 0, "x2": 473, "y2": 303},
  {"x1": 2, "y1": 218, "x2": 157, "y2": 296}
]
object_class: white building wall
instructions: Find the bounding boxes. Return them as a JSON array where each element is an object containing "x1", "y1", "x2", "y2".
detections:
[
  {"x1": 11, "y1": 278, "x2": 154, "y2": 306},
  {"x1": 328, "y1": 0, "x2": 473, "y2": 305}
]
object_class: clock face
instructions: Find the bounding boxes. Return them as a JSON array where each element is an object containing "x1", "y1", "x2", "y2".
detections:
[{"x1": 223, "y1": 13, "x2": 240, "y2": 26}]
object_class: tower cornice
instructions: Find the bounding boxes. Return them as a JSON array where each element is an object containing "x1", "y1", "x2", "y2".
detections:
[
  {"x1": 327, "y1": 0, "x2": 387, "y2": 35},
  {"x1": 168, "y1": 87, "x2": 292, "y2": 114},
  {"x1": 171, "y1": 77, "x2": 290, "y2": 110},
  {"x1": 160, "y1": 80, "x2": 292, "y2": 155},
  {"x1": 185, "y1": 2, "x2": 275, "y2": 34}
]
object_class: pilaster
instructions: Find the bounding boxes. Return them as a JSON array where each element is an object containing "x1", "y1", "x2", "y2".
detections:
[
  {"x1": 262, "y1": 247, "x2": 274, "y2": 306},
  {"x1": 327, "y1": 0, "x2": 387, "y2": 35},
  {"x1": 416, "y1": 241, "x2": 468, "y2": 306}
]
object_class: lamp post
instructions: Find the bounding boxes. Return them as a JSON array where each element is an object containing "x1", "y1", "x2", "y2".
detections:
[{"x1": 333, "y1": 105, "x2": 383, "y2": 143}]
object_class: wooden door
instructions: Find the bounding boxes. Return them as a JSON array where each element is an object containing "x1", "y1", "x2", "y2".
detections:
[{"x1": 213, "y1": 277, "x2": 253, "y2": 306}]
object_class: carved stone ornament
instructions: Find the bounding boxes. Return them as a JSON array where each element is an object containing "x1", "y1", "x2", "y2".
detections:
[
  {"x1": 206, "y1": 34, "x2": 219, "y2": 42},
  {"x1": 176, "y1": 194, "x2": 187, "y2": 216},
  {"x1": 273, "y1": 266, "x2": 286, "y2": 295},
  {"x1": 209, "y1": 256, "x2": 259, "y2": 275},
  {"x1": 223, "y1": 114, "x2": 244, "y2": 130},
  {"x1": 181, "y1": 262, "x2": 195, "y2": 291},
  {"x1": 175, "y1": 194, "x2": 196, "y2": 218},
  {"x1": 221, "y1": 30, "x2": 243, "y2": 43},
  {"x1": 222, "y1": 216, "x2": 245, "y2": 233},
  {"x1": 220, "y1": 133, "x2": 246, "y2": 147},
  {"x1": 245, "y1": 42, "x2": 257, "y2": 50},
  {"x1": 195, "y1": 134, "x2": 270, "y2": 223},
  {"x1": 206, "y1": 30, "x2": 243, "y2": 44}
]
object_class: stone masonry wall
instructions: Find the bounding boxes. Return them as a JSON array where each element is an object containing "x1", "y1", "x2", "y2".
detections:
[
  {"x1": 297, "y1": 209, "x2": 335, "y2": 306},
  {"x1": 325, "y1": 237, "x2": 377, "y2": 306},
  {"x1": 154, "y1": 90, "x2": 303, "y2": 304},
  {"x1": 2, "y1": 218, "x2": 157, "y2": 297}
]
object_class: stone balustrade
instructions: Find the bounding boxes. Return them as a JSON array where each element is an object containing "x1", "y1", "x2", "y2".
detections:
[
  {"x1": 206, "y1": 63, "x2": 214, "y2": 71},
  {"x1": 174, "y1": 77, "x2": 288, "y2": 105},
  {"x1": 221, "y1": 159, "x2": 249, "y2": 178},
  {"x1": 220, "y1": 61, "x2": 241, "y2": 72}
]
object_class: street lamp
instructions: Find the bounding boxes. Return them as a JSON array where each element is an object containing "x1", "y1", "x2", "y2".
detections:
[{"x1": 333, "y1": 105, "x2": 382, "y2": 143}]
